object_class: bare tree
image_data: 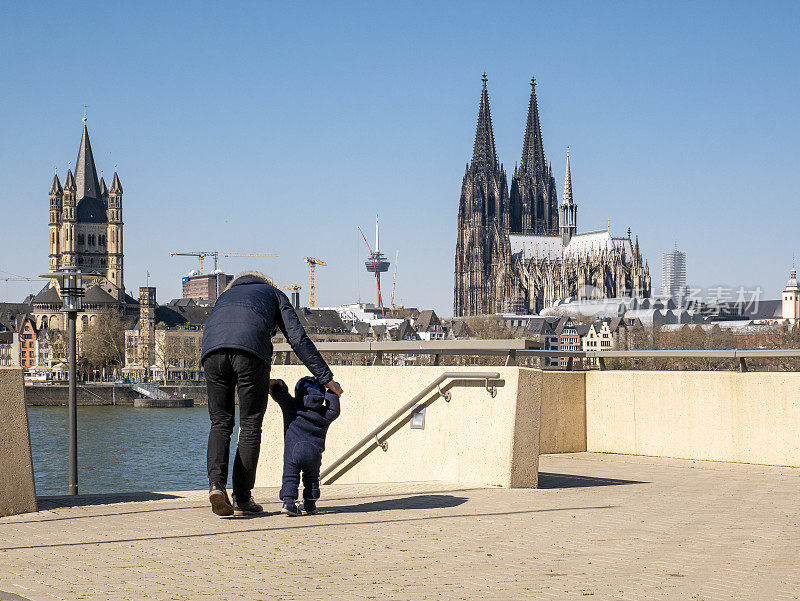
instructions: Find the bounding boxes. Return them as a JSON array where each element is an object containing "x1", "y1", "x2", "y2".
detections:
[{"x1": 81, "y1": 311, "x2": 125, "y2": 371}]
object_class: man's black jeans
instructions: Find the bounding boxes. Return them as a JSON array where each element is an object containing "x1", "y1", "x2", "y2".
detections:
[{"x1": 204, "y1": 350, "x2": 270, "y2": 499}]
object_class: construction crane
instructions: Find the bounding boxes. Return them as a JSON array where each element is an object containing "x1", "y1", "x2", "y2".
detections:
[
  {"x1": 282, "y1": 284, "x2": 302, "y2": 309},
  {"x1": 304, "y1": 258, "x2": 326, "y2": 307},
  {"x1": 170, "y1": 251, "x2": 278, "y2": 275},
  {"x1": 0, "y1": 277, "x2": 42, "y2": 282},
  {"x1": 390, "y1": 250, "x2": 399, "y2": 310}
]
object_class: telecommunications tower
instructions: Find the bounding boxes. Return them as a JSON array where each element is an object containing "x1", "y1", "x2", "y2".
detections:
[{"x1": 362, "y1": 214, "x2": 390, "y2": 309}]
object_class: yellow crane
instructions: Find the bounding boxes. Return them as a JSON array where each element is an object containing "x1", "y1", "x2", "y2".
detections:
[
  {"x1": 170, "y1": 251, "x2": 278, "y2": 275},
  {"x1": 304, "y1": 257, "x2": 326, "y2": 307}
]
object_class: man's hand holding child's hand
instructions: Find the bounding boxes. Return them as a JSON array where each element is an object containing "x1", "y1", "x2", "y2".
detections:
[{"x1": 325, "y1": 380, "x2": 343, "y2": 397}]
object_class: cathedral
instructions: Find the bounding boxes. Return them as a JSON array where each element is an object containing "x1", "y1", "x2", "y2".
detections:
[
  {"x1": 33, "y1": 121, "x2": 133, "y2": 332},
  {"x1": 454, "y1": 75, "x2": 651, "y2": 316}
]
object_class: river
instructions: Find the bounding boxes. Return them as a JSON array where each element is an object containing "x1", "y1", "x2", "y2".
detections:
[{"x1": 27, "y1": 406, "x2": 239, "y2": 495}]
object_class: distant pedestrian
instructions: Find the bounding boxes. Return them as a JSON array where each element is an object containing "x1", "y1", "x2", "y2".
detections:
[
  {"x1": 269, "y1": 376, "x2": 340, "y2": 516},
  {"x1": 201, "y1": 272, "x2": 343, "y2": 517}
]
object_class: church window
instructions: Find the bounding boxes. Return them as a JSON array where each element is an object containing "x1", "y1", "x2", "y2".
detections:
[
  {"x1": 78, "y1": 257, "x2": 84, "y2": 265},
  {"x1": 99, "y1": 234, "x2": 106, "y2": 246},
  {"x1": 78, "y1": 233, "x2": 85, "y2": 245},
  {"x1": 81, "y1": 316, "x2": 89, "y2": 330}
]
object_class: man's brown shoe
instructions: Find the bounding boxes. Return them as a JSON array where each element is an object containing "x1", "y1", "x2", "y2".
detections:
[
  {"x1": 232, "y1": 495, "x2": 263, "y2": 516},
  {"x1": 209, "y1": 483, "x2": 234, "y2": 517}
]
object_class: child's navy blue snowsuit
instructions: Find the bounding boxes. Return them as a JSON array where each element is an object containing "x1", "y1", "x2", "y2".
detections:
[{"x1": 269, "y1": 378, "x2": 340, "y2": 502}]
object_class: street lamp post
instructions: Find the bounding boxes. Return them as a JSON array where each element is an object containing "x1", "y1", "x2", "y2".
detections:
[{"x1": 41, "y1": 268, "x2": 89, "y2": 495}]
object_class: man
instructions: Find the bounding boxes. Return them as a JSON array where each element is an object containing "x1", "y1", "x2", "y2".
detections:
[{"x1": 201, "y1": 272, "x2": 343, "y2": 517}]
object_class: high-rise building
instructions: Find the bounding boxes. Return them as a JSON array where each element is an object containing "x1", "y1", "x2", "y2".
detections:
[
  {"x1": 454, "y1": 75, "x2": 650, "y2": 317},
  {"x1": 661, "y1": 246, "x2": 687, "y2": 307}
]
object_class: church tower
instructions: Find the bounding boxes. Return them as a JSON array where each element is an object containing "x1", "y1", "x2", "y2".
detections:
[
  {"x1": 107, "y1": 170, "x2": 124, "y2": 300},
  {"x1": 559, "y1": 148, "x2": 577, "y2": 246},
  {"x1": 454, "y1": 73, "x2": 511, "y2": 316},
  {"x1": 48, "y1": 172, "x2": 63, "y2": 272},
  {"x1": 782, "y1": 264, "x2": 800, "y2": 325},
  {"x1": 48, "y1": 121, "x2": 125, "y2": 301},
  {"x1": 509, "y1": 77, "x2": 559, "y2": 235}
]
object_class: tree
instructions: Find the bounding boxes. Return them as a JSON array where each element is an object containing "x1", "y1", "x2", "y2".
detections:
[{"x1": 81, "y1": 311, "x2": 125, "y2": 370}]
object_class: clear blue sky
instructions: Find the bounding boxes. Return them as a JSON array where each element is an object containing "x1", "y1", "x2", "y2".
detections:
[{"x1": 1, "y1": 1, "x2": 798, "y2": 314}]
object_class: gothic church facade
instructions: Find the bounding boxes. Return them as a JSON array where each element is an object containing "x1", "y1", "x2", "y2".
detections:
[{"x1": 454, "y1": 75, "x2": 650, "y2": 316}]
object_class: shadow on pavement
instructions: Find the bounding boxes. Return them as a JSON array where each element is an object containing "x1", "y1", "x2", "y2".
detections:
[
  {"x1": 37, "y1": 491, "x2": 182, "y2": 510},
  {"x1": 538, "y1": 472, "x2": 647, "y2": 489},
  {"x1": 322, "y1": 494, "x2": 468, "y2": 514}
]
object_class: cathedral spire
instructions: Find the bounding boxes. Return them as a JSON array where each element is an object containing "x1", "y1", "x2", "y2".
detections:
[
  {"x1": 74, "y1": 124, "x2": 101, "y2": 200},
  {"x1": 520, "y1": 76, "x2": 546, "y2": 174},
  {"x1": 471, "y1": 72, "x2": 498, "y2": 171},
  {"x1": 563, "y1": 147, "x2": 573, "y2": 205}
]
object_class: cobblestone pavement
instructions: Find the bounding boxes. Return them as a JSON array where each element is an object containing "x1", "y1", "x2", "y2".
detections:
[{"x1": 1, "y1": 453, "x2": 798, "y2": 601}]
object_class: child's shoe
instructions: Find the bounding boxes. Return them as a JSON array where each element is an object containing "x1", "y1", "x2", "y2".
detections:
[
  {"x1": 302, "y1": 499, "x2": 318, "y2": 515},
  {"x1": 281, "y1": 498, "x2": 300, "y2": 516}
]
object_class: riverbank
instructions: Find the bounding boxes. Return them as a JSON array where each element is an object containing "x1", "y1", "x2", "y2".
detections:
[{"x1": 24, "y1": 384, "x2": 208, "y2": 406}]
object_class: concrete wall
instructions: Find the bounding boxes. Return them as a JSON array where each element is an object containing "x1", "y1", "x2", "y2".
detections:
[
  {"x1": 586, "y1": 371, "x2": 800, "y2": 466},
  {"x1": 256, "y1": 366, "x2": 540, "y2": 489},
  {"x1": 25, "y1": 384, "x2": 208, "y2": 406},
  {"x1": 539, "y1": 371, "x2": 586, "y2": 454},
  {"x1": 0, "y1": 367, "x2": 37, "y2": 517}
]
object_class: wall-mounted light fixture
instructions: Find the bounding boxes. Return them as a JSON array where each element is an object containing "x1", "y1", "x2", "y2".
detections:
[{"x1": 410, "y1": 404, "x2": 426, "y2": 429}]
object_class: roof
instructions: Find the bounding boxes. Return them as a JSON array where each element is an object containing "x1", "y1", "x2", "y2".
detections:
[
  {"x1": 84, "y1": 285, "x2": 119, "y2": 305},
  {"x1": 450, "y1": 320, "x2": 473, "y2": 339},
  {"x1": 110, "y1": 171, "x2": 123, "y2": 194},
  {"x1": 72, "y1": 126, "x2": 107, "y2": 223},
  {"x1": 154, "y1": 305, "x2": 212, "y2": 328},
  {"x1": 525, "y1": 318, "x2": 555, "y2": 336},
  {"x1": 414, "y1": 309, "x2": 441, "y2": 332},
  {"x1": 49, "y1": 173, "x2": 62, "y2": 196},
  {"x1": 33, "y1": 284, "x2": 61, "y2": 304},
  {"x1": 295, "y1": 308, "x2": 349, "y2": 332},
  {"x1": 738, "y1": 299, "x2": 782, "y2": 320},
  {"x1": 575, "y1": 323, "x2": 591, "y2": 337},
  {"x1": 509, "y1": 230, "x2": 632, "y2": 261},
  {"x1": 75, "y1": 125, "x2": 102, "y2": 202},
  {"x1": 391, "y1": 320, "x2": 420, "y2": 341}
]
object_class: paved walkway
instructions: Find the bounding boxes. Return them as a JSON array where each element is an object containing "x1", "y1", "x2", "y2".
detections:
[{"x1": 1, "y1": 453, "x2": 798, "y2": 601}]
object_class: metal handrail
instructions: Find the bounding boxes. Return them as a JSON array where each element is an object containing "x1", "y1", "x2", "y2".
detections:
[{"x1": 320, "y1": 371, "x2": 500, "y2": 484}]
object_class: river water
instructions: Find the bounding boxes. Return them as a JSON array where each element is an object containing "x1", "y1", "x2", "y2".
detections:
[{"x1": 27, "y1": 406, "x2": 240, "y2": 495}]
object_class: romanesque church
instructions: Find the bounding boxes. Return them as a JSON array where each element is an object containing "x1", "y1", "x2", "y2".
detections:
[
  {"x1": 33, "y1": 123, "x2": 135, "y2": 332},
  {"x1": 454, "y1": 75, "x2": 651, "y2": 316}
]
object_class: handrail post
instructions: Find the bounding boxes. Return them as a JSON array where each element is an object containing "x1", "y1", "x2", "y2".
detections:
[
  {"x1": 599, "y1": 356, "x2": 606, "y2": 371},
  {"x1": 433, "y1": 354, "x2": 440, "y2": 366},
  {"x1": 373, "y1": 350, "x2": 384, "y2": 366},
  {"x1": 505, "y1": 350, "x2": 517, "y2": 366},
  {"x1": 739, "y1": 357, "x2": 748, "y2": 372}
]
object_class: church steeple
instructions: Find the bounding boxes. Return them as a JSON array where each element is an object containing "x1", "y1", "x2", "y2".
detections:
[
  {"x1": 74, "y1": 124, "x2": 101, "y2": 200},
  {"x1": 520, "y1": 76, "x2": 546, "y2": 174},
  {"x1": 560, "y1": 148, "x2": 577, "y2": 245},
  {"x1": 471, "y1": 72, "x2": 499, "y2": 172}
]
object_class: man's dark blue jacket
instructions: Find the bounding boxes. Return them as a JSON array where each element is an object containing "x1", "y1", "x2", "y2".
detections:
[
  {"x1": 201, "y1": 274, "x2": 333, "y2": 385},
  {"x1": 270, "y1": 379, "x2": 340, "y2": 451}
]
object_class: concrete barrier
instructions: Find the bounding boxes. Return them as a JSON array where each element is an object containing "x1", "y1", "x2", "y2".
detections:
[
  {"x1": 257, "y1": 366, "x2": 541, "y2": 489},
  {"x1": 586, "y1": 371, "x2": 800, "y2": 466},
  {"x1": 539, "y1": 371, "x2": 586, "y2": 454},
  {"x1": 0, "y1": 367, "x2": 37, "y2": 517}
]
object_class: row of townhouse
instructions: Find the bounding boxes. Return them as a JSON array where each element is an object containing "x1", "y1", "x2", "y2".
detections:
[
  {"x1": 502, "y1": 314, "x2": 645, "y2": 368},
  {"x1": 0, "y1": 301, "x2": 66, "y2": 375}
]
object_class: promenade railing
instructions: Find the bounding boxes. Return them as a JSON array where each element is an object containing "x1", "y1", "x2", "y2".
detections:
[{"x1": 273, "y1": 340, "x2": 800, "y2": 371}]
